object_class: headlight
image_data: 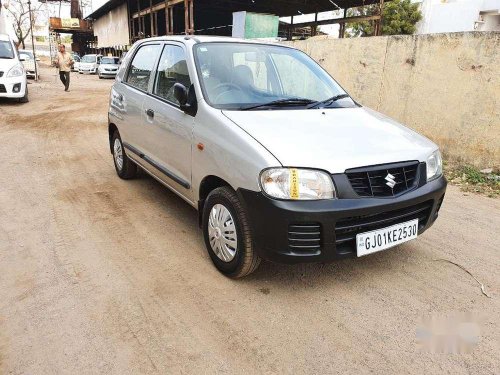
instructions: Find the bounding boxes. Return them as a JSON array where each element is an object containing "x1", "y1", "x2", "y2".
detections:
[
  {"x1": 260, "y1": 168, "x2": 336, "y2": 200},
  {"x1": 426, "y1": 150, "x2": 443, "y2": 181},
  {"x1": 7, "y1": 64, "x2": 24, "y2": 78}
]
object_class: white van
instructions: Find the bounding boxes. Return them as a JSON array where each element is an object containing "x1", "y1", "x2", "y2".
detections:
[{"x1": 0, "y1": 33, "x2": 28, "y2": 102}]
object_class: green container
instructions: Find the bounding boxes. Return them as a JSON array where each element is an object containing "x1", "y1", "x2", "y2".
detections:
[{"x1": 232, "y1": 12, "x2": 279, "y2": 39}]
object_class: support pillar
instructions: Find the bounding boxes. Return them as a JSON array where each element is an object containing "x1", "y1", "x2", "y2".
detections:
[
  {"x1": 375, "y1": 0, "x2": 385, "y2": 36},
  {"x1": 339, "y1": 8, "x2": 346, "y2": 38},
  {"x1": 184, "y1": 0, "x2": 194, "y2": 34}
]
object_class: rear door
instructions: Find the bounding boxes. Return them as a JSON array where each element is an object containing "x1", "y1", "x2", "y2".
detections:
[
  {"x1": 141, "y1": 42, "x2": 195, "y2": 201},
  {"x1": 111, "y1": 43, "x2": 162, "y2": 156}
]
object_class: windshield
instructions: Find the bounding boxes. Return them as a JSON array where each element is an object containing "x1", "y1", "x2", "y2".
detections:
[
  {"x1": 82, "y1": 55, "x2": 97, "y2": 63},
  {"x1": 19, "y1": 51, "x2": 34, "y2": 60},
  {"x1": 194, "y1": 42, "x2": 354, "y2": 110},
  {"x1": 0, "y1": 41, "x2": 15, "y2": 59},
  {"x1": 101, "y1": 57, "x2": 119, "y2": 64}
]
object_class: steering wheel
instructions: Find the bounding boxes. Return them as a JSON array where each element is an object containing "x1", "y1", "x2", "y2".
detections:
[{"x1": 213, "y1": 82, "x2": 243, "y2": 103}]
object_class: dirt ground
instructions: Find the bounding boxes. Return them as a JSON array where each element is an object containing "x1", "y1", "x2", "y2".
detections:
[{"x1": 0, "y1": 66, "x2": 499, "y2": 374}]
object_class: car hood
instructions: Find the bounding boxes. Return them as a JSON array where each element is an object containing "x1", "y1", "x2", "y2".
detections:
[
  {"x1": 222, "y1": 107, "x2": 437, "y2": 173},
  {"x1": 0, "y1": 58, "x2": 19, "y2": 71}
]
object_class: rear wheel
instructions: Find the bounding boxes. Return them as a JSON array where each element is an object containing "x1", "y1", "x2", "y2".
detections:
[
  {"x1": 202, "y1": 187, "x2": 261, "y2": 278},
  {"x1": 112, "y1": 131, "x2": 137, "y2": 179}
]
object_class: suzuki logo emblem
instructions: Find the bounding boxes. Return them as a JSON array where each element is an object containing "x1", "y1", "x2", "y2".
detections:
[{"x1": 385, "y1": 173, "x2": 396, "y2": 188}]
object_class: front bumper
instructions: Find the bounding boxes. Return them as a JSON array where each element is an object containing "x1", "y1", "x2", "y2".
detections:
[
  {"x1": 238, "y1": 176, "x2": 447, "y2": 264},
  {"x1": 0, "y1": 77, "x2": 27, "y2": 98},
  {"x1": 99, "y1": 70, "x2": 118, "y2": 77},
  {"x1": 79, "y1": 67, "x2": 97, "y2": 74}
]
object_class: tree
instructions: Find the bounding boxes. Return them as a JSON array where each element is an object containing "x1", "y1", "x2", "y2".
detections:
[
  {"x1": 5, "y1": 0, "x2": 43, "y2": 49},
  {"x1": 347, "y1": 0, "x2": 422, "y2": 37}
]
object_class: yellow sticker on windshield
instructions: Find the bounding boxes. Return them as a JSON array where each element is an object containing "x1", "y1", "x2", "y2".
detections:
[{"x1": 290, "y1": 169, "x2": 300, "y2": 199}]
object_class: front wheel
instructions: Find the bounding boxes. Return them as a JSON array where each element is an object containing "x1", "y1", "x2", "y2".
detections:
[
  {"x1": 18, "y1": 84, "x2": 28, "y2": 103},
  {"x1": 202, "y1": 187, "x2": 261, "y2": 278}
]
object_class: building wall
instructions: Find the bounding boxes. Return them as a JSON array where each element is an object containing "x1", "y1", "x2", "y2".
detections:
[
  {"x1": 415, "y1": 0, "x2": 500, "y2": 34},
  {"x1": 93, "y1": 3, "x2": 130, "y2": 48},
  {"x1": 286, "y1": 32, "x2": 500, "y2": 168}
]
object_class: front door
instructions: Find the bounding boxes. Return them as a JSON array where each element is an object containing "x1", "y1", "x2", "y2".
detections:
[{"x1": 141, "y1": 43, "x2": 195, "y2": 201}]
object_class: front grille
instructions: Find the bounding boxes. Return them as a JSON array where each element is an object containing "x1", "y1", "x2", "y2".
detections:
[
  {"x1": 0, "y1": 84, "x2": 6, "y2": 93},
  {"x1": 346, "y1": 161, "x2": 420, "y2": 197},
  {"x1": 288, "y1": 223, "x2": 321, "y2": 254},
  {"x1": 335, "y1": 200, "x2": 433, "y2": 253}
]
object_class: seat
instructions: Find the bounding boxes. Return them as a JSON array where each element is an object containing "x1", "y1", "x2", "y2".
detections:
[{"x1": 231, "y1": 65, "x2": 254, "y2": 89}]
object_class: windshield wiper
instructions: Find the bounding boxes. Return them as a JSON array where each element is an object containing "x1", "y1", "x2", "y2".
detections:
[
  {"x1": 307, "y1": 94, "x2": 350, "y2": 109},
  {"x1": 240, "y1": 97, "x2": 316, "y2": 110}
]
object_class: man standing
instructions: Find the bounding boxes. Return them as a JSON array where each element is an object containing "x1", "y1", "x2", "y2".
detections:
[{"x1": 56, "y1": 44, "x2": 73, "y2": 92}]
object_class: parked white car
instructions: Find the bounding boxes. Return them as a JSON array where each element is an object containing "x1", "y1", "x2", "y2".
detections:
[
  {"x1": 108, "y1": 36, "x2": 447, "y2": 277},
  {"x1": 18, "y1": 49, "x2": 39, "y2": 79},
  {"x1": 98, "y1": 56, "x2": 120, "y2": 79},
  {"x1": 0, "y1": 33, "x2": 28, "y2": 102},
  {"x1": 79, "y1": 53, "x2": 102, "y2": 74}
]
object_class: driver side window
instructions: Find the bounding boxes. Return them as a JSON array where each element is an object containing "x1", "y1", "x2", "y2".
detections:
[{"x1": 154, "y1": 45, "x2": 191, "y2": 105}]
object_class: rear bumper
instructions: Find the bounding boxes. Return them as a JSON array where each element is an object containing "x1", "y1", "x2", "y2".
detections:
[{"x1": 237, "y1": 176, "x2": 447, "y2": 264}]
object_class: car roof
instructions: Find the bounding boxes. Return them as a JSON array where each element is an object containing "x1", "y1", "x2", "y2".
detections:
[{"x1": 137, "y1": 35, "x2": 290, "y2": 48}]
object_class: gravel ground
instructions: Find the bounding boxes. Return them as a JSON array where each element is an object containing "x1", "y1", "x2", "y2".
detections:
[{"x1": 0, "y1": 66, "x2": 499, "y2": 374}]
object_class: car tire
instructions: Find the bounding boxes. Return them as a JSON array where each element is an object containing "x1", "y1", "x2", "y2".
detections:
[
  {"x1": 18, "y1": 85, "x2": 28, "y2": 103},
  {"x1": 99, "y1": 75, "x2": 102, "y2": 79},
  {"x1": 111, "y1": 130, "x2": 137, "y2": 179},
  {"x1": 202, "y1": 186, "x2": 261, "y2": 278}
]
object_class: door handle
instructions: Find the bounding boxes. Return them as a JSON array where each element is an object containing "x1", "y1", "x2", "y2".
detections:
[{"x1": 145, "y1": 109, "x2": 154, "y2": 118}]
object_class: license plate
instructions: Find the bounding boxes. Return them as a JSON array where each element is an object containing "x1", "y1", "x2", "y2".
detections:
[{"x1": 356, "y1": 219, "x2": 418, "y2": 257}]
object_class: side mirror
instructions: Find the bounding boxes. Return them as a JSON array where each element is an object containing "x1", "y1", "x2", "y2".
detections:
[
  {"x1": 19, "y1": 56, "x2": 26, "y2": 61},
  {"x1": 173, "y1": 83, "x2": 188, "y2": 106},
  {"x1": 36, "y1": 58, "x2": 40, "y2": 61},
  {"x1": 174, "y1": 83, "x2": 197, "y2": 116}
]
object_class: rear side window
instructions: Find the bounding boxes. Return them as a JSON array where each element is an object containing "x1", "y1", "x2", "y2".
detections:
[
  {"x1": 126, "y1": 44, "x2": 161, "y2": 92},
  {"x1": 153, "y1": 45, "x2": 191, "y2": 104}
]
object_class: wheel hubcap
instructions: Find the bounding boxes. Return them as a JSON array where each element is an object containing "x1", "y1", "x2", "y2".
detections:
[
  {"x1": 208, "y1": 204, "x2": 237, "y2": 262},
  {"x1": 113, "y1": 138, "x2": 123, "y2": 171}
]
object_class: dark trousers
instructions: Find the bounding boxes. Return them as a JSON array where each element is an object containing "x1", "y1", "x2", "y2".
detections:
[{"x1": 59, "y1": 71, "x2": 70, "y2": 90}]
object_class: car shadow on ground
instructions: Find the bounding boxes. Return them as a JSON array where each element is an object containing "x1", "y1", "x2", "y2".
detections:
[{"x1": 0, "y1": 98, "x2": 25, "y2": 106}]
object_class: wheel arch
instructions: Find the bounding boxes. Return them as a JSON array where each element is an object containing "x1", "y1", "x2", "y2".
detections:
[
  {"x1": 198, "y1": 175, "x2": 232, "y2": 227},
  {"x1": 108, "y1": 123, "x2": 118, "y2": 154}
]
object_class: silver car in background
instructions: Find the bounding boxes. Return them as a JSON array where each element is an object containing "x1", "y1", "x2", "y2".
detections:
[
  {"x1": 98, "y1": 56, "x2": 120, "y2": 79},
  {"x1": 108, "y1": 36, "x2": 447, "y2": 278}
]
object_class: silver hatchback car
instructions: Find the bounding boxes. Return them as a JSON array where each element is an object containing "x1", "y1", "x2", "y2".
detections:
[{"x1": 108, "y1": 36, "x2": 446, "y2": 278}]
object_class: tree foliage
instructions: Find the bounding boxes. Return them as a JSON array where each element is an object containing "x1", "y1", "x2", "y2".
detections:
[{"x1": 347, "y1": 0, "x2": 422, "y2": 37}]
